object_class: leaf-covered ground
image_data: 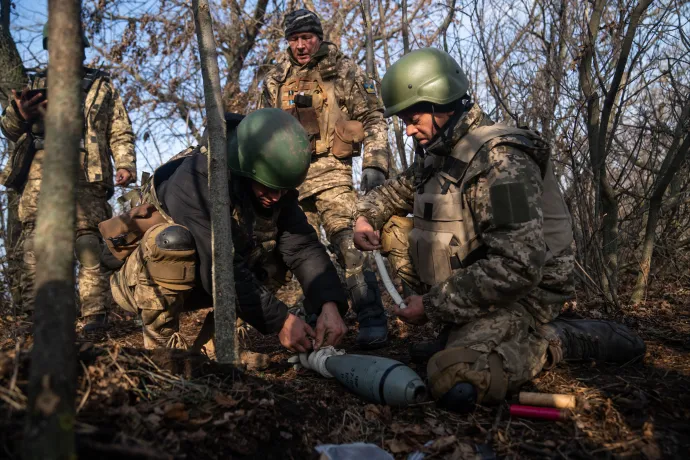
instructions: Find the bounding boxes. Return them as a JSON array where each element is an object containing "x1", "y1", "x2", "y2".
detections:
[{"x1": 0, "y1": 279, "x2": 688, "y2": 459}]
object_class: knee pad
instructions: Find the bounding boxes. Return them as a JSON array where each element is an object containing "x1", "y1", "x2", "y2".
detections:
[
  {"x1": 145, "y1": 225, "x2": 196, "y2": 291},
  {"x1": 75, "y1": 233, "x2": 102, "y2": 269},
  {"x1": 155, "y1": 225, "x2": 195, "y2": 250},
  {"x1": 427, "y1": 347, "x2": 507, "y2": 405}
]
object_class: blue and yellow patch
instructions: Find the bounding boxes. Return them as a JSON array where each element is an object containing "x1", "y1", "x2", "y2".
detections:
[{"x1": 363, "y1": 81, "x2": 377, "y2": 95}]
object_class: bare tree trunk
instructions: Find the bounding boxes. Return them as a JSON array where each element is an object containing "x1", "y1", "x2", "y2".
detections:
[
  {"x1": 360, "y1": 0, "x2": 375, "y2": 78},
  {"x1": 0, "y1": 0, "x2": 27, "y2": 103},
  {"x1": 192, "y1": 0, "x2": 238, "y2": 365},
  {"x1": 401, "y1": 0, "x2": 410, "y2": 54},
  {"x1": 578, "y1": 0, "x2": 652, "y2": 305},
  {"x1": 23, "y1": 1, "x2": 82, "y2": 458},
  {"x1": 377, "y1": 0, "x2": 407, "y2": 170},
  {"x1": 631, "y1": 101, "x2": 690, "y2": 304}
]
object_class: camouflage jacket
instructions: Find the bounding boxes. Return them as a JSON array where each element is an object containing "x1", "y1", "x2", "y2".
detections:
[
  {"x1": 0, "y1": 67, "x2": 136, "y2": 186},
  {"x1": 259, "y1": 42, "x2": 390, "y2": 174},
  {"x1": 356, "y1": 104, "x2": 575, "y2": 324}
]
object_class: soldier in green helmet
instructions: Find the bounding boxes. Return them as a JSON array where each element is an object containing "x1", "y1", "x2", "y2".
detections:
[
  {"x1": 353, "y1": 48, "x2": 646, "y2": 411},
  {"x1": 1, "y1": 23, "x2": 136, "y2": 331},
  {"x1": 104, "y1": 109, "x2": 348, "y2": 352}
]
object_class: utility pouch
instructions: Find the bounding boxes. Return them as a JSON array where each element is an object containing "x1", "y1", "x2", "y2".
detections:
[
  {"x1": 0, "y1": 132, "x2": 37, "y2": 192},
  {"x1": 98, "y1": 203, "x2": 167, "y2": 260},
  {"x1": 286, "y1": 106, "x2": 320, "y2": 138},
  {"x1": 294, "y1": 94, "x2": 313, "y2": 108},
  {"x1": 380, "y1": 215, "x2": 414, "y2": 256},
  {"x1": 332, "y1": 119, "x2": 365, "y2": 159}
]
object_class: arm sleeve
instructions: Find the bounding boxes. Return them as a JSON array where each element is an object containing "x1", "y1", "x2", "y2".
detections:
[
  {"x1": 277, "y1": 194, "x2": 349, "y2": 316},
  {"x1": 163, "y1": 155, "x2": 288, "y2": 334},
  {"x1": 423, "y1": 146, "x2": 547, "y2": 325},
  {"x1": 344, "y1": 62, "x2": 390, "y2": 173},
  {"x1": 355, "y1": 165, "x2": 416, "y2": 230},
  {"x1": 106, "y1": 82, "x2": 136, "y2": 176},
  {"x1": 0, "y1": 100, "x2": 30, "y2": 142}
]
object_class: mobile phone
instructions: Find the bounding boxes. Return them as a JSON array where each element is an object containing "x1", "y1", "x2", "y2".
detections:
[{"x1": 23, "y1": 88, "x2": 47, "y2": 100}]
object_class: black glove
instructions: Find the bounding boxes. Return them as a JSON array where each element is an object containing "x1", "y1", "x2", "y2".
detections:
[{"x1": 360, "y1": 168, "x2": 386, "y2": 193}]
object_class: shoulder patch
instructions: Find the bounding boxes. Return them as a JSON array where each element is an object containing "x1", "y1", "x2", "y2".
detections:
[
  {"x1": 489, "y1": 182, "x2": 531, "y2": 226},
  {"x1": 362, "y1": 81, "x2": 377, "y2": 95}
]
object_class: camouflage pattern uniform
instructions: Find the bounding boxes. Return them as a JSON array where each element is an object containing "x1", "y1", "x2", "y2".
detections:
[
  {"x1": 0, "y1": 68, "x2": 136, "y2": 316},
  {"x1": 356, "y1": 104, "x2": 576, "y2": 403},
  {"x1": 260, "y1": 42, "x2": 389, "y2": 239},
  {"x1": 260, "y1": 40, "x2": 391, "y2": 346}
]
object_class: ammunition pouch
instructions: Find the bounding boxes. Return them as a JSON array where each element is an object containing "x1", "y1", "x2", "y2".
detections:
[
  {"x1": 286, "y1": 106, "x2": 320, "y2": 154},
  {"x1": 0, "y1": 132, "x2": 37, "y2": 192},
  {"x1": 98, "y1": 203, "x2": 167, "y2": 260},
  {"x1": 380, "y1": 215, "x2": 414, "y2": 255},
  {"x1": 332, "y1": 120, "x2": 365, "y2": 159}
]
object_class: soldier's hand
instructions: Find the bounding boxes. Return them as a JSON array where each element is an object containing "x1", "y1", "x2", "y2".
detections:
[
  {"x1": 13, "y1": 89, "x2": 47, "y2": 121},
  {"x1": 394, "y1": 295, "x2": 429, "y2": 325},
  {"x1": 360, "y1": 168, "x2": 386, "y2": 193},
  {"x1": 115, "y1": 168, "x2": 134, "y2": 186},
  {"x1": 314, "y1": 302, "x2": 348, "y2": 349},
  {"x1": 354, "y1": 216, "x2": 381, "y2": 251},
  {"x1": 279, "y1": 313, "x2": 315, "y2": 353}
]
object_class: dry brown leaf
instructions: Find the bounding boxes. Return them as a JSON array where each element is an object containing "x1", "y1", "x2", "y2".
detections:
[
  {"x1": 163, "y1": 402, "x2": 189, "y2": 421},
  {"x1": 448, "y1": 443, "x2": 478, "y2": 460},
  {"x1": 429, "y1": 435, "x2": 457, "y2": 452},
  {"x1": 185, "y1": 429, "x2": 207, "y2": 442},
  {"x1": 364, "y1": 404, "x2": 380, "y2": 421},
  {"x1": 189, "y1": 413, "x2": 214, "y2": 425},
  {"x1": 386, "y1": 438, "x2": 413, "y2": 454},
  {"x1": 214, "y1": 393, "x2": 240, "y2": 408}
]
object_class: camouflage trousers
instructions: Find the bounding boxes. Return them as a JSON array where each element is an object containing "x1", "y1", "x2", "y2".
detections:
[
  {"x1": 111, "y1": 223, "x2": 290, "y2": 349},
  {"x1": 300, "y1": 184, "x2": 357, "y2": 244},
  {"x1": 18, "y1": 149, "x2": 112, "y2": 316},
  {"x1": 381, "y1": 216, "x2": 549, "y2": 404}
]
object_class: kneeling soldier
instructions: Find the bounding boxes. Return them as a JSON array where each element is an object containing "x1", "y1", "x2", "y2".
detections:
[
  {"x1": 102, "y1": 109, "x2": 348, "y2": 352},
  {"x1": 354, "y1": 49, "x2": 646, "y2": 411}
]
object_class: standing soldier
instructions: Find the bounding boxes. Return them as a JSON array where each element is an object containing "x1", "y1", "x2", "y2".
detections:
[
  {"x1": 259, "y1": 9, "x2": 391, "y2": 348},
  {"x1": 0, "y1": 25, "x2": 136, "y2": 331},
  {"x1": 354, "y1": 49, "x2": 646, "y2": 411}
]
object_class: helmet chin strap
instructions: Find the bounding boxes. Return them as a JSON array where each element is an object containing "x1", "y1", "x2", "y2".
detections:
[{"x1": 423, "y1": 97, "x2": 472, "y2": 155}]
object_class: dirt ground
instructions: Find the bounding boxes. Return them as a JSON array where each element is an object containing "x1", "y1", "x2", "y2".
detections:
[{"x1": 0, "y1": 278, "x2": 689, "y2": 459}]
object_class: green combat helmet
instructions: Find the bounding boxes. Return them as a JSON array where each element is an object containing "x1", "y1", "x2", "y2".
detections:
[
  {"x1": 228, "y1": 108, "x2": 311, "y2": 190},
  {"x1": 381, "y1": 48, "x2": 469, "y2": 117},
  {"x1": 42, "y1": 23, "x2": 91, "y2": 50}
]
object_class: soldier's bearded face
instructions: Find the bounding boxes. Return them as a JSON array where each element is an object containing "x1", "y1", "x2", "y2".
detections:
[
  {"x1": 287, "y1": 32, "x2": 321, "y2": 65},
  {"x1": 400, "y1": 111, "x2": 452, "y2": 145},
  {"x1": 251, "y1": 180, "x2": 287, "y2": 208}
]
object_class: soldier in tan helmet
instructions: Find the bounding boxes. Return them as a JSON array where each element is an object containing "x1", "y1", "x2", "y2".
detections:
[
  {"x1": 354, "y1": 48, "x2": 646, "y2": 411},
  {"x1": 259, "y1": 9, "x2": 392, "y2": 348},
  {"x1": 0, "y1": 24, "x2": 136, "y2": 331}
]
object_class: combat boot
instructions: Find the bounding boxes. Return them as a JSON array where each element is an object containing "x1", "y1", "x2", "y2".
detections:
[
  {"x1": 330, "y1": 230, "x2": 388, "y2": 349},
  {"x1": 82, "y1": 314, "x2": 109, "y2": 333},
  {"x1": 348, "y1": 270, "x2": 388, "y2": 349},
  {"x1": 538, "y1": 317, "x2": 646, "y2": 368}
]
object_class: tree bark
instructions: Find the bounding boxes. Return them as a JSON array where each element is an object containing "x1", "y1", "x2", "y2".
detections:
[
  {"x1": 401, "y1": 0, "x2": 410, "y2": 54},
  {"x1": 0, "y1": 0, "x2": 27, "y2": 102},
  {"x1": 192, "y1": 0, "x2": 238, "y2": 365},
  {"x1": 631, "y1": 100, "x2": 690, "y2": 304},
  {"x1": 360, "y1": 0, "x2": 375, "y2": 78},
  {"x1": 23, "y1": 1, "x2": 82, "y2": 458},
  {"x1": 377, "y1": 0, "x2": 407, "y2": 170}
]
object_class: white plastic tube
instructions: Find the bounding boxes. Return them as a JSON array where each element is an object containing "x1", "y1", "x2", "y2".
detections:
[{"x1": 373, "y1": 250, "x2": 407, "y2": 309}]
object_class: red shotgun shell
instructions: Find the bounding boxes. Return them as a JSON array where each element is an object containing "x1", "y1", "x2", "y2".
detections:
[{"x1": 509, "y1": 404, "x2": 568, "y2": 421}]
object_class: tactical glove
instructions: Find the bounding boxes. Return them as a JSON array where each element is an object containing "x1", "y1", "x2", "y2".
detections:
[{"x1": 360, "y1": 167, "x2": 386, "y2": 192}]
